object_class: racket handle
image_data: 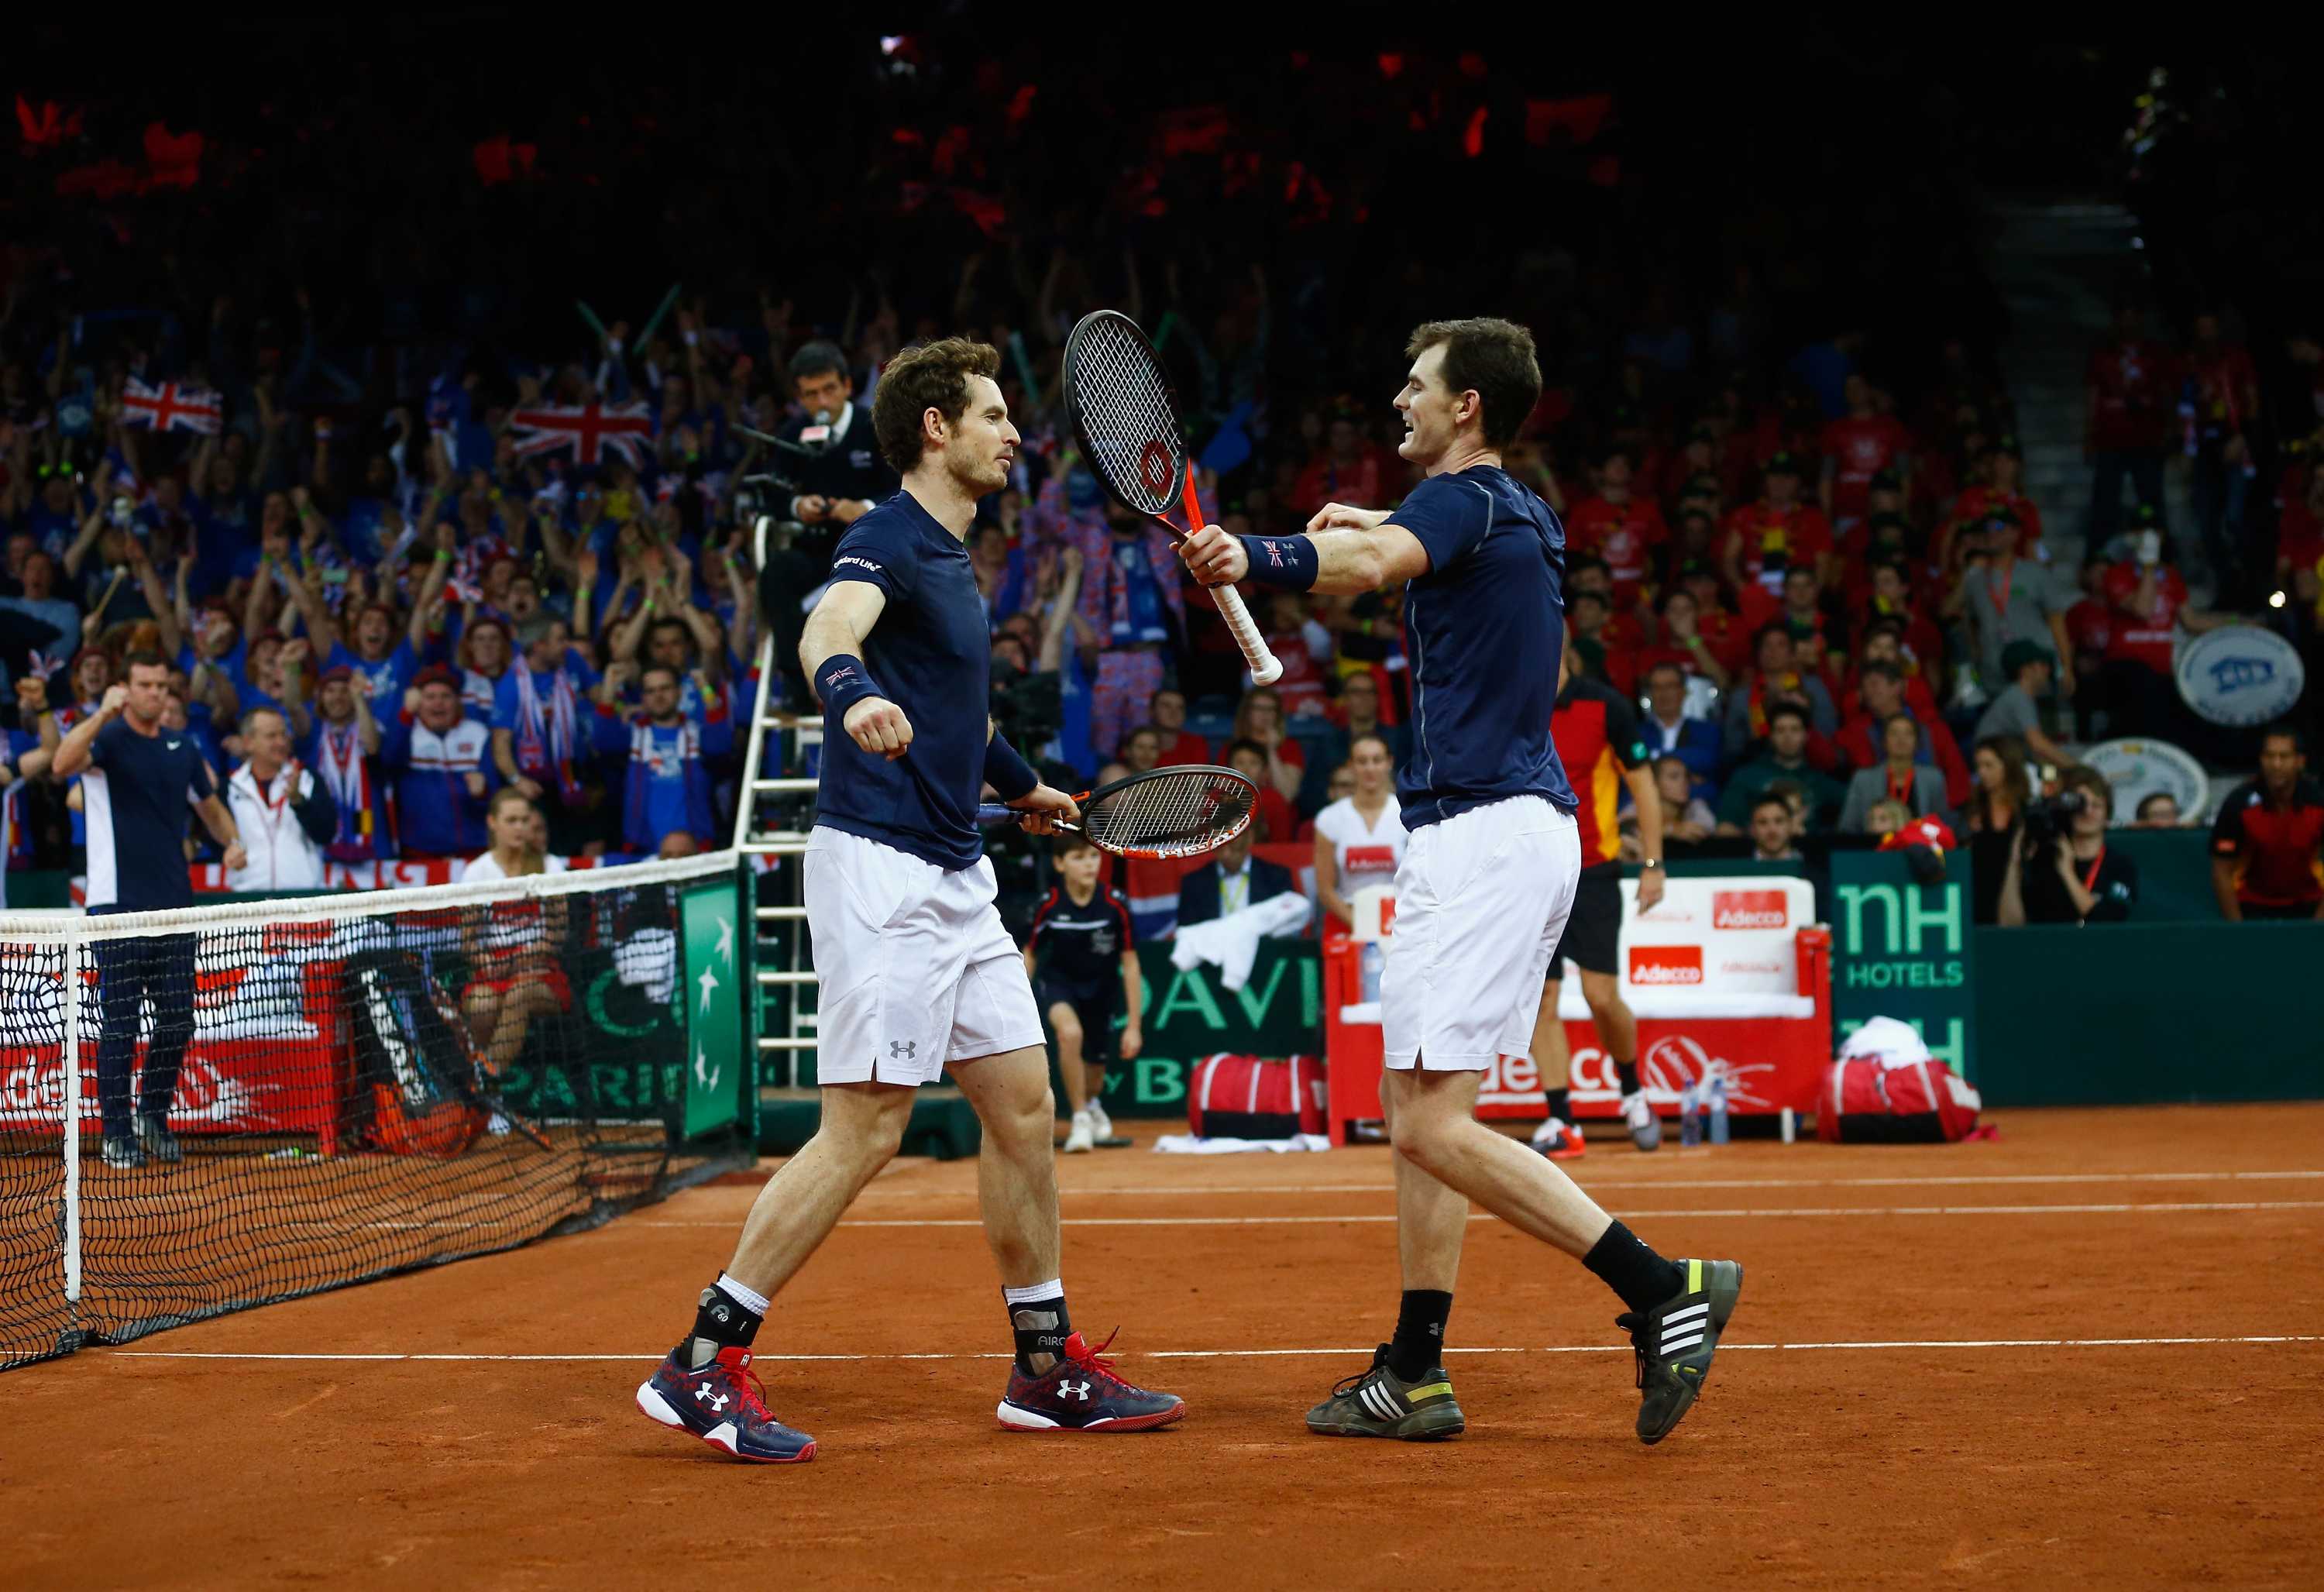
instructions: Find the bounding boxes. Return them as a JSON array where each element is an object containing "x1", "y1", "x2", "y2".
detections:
[
  {"x1": 976, "y1": 804, "x2": 1021, "y2": 826},
  {"x1": 1211, "y1": 581, "x2": 1284, "y2": 685}
]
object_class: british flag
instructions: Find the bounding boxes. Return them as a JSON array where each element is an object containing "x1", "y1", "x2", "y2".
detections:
[
  {"x1": 120, "y1": 377, "x2": 223, "y2": 435},
  {"x1": 507, "y1": 399, "x2": 654, "y2": 468}
]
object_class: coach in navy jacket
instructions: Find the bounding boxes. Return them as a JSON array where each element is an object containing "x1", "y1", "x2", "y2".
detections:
[{"x1": 1176, "y1": 829, "x2": 1298, "y2": 929}]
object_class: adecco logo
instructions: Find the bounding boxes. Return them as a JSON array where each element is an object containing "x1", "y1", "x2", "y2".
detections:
[
  {"x1": 1713, "y1": 889, "x2": 1789, "y2": 930},
  {"x1": 1628, "y1": 945, "x2": 1704, "y2": 985}
]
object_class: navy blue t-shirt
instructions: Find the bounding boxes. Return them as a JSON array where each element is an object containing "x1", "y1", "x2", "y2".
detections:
[
  {"x1": 814, "y1": 491, "x2": 993, "y2": 869},
  {"x1": 1390, "y1": 466, "x2": 1578, "y2": 827},
  {"x1": 84, "y1": 717, "x2": 217, "y2": 913}
]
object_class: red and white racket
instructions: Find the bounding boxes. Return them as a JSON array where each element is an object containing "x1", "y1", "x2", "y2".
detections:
[{"x1": 1062, "y1": 310, "x2": 1283, "y2": 685}]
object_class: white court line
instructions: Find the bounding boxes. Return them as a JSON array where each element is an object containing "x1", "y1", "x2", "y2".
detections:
[
  {"x1": 105, "y1": 1335, "x2": 2324, "y2": 1364},
  {"x1": 856, "y1": 1170, "x2": 2324, "y2": 1198},
  {"x1": 631, "y1": 1198, "x2": 2324, "y2": 1230}
]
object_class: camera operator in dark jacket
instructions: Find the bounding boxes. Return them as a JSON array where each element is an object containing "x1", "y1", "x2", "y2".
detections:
[
  {"x1": 754, "y1": 342, "x2": 902, "y2": 706},
  {"x1": 1999, "y1": 765, "x2": 2137, "y2": 925}
]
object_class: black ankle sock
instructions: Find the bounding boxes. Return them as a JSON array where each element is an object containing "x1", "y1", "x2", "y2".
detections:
[
  {"x1": 1387, "y1": 1289, "x2": 1453, "y2": 1381},
  {"x1": 1583, "y1": 1221, "x2": 1686, "y2": 1315},
  {"x1": 680, "y1": 1279, "x2": 763, "y2": 1367},
  {"x1": 1009, "y1": 1292, "x2": 1072, "y2": 1374},
  {"x1": 1614, "y1": 1061, "x2": 1641, "y2": 1095},
  {"x1": 1543, "y1": 1086, "x2": 1571, "y2": 1124}
]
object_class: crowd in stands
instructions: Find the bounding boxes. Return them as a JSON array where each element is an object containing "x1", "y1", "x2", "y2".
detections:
[{"x1": 2, "y1": 32, "x2": 2316, "y2": 933}]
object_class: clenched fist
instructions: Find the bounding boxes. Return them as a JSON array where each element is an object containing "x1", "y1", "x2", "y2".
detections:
[{"x1": 844, "y1": 696, "x2": 913, "y2": 761}]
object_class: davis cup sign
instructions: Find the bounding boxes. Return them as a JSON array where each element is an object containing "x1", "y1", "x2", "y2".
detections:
[{"x1": 2176, "y1": 626, "x2": 2305, "y2": 727}]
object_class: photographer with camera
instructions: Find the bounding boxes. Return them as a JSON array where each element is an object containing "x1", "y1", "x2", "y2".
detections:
[{"x1": 1999, "y1": 765, "x2": 2137, "y2": 926}]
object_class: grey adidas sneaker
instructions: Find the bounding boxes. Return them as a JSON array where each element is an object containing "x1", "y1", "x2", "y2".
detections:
[
  {"x1": 1305, "y1": 1346, "x2": 1466, "y2": 1442},
  {"x1": 1618, "y1": 1257, "x2": 1743, "y2": 1445}
]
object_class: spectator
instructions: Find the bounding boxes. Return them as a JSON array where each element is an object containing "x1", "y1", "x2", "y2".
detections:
[
  {"x1": 1973, "y1": 642, "x2": 2075, "y2": 771},
  {"x1": 1631, "y1": 753, "x2": 1715, "y2": 856},
  {"x1": 1637, "y1": 659, "x2": 1723, "y2": 799},
  {"x1": 1721, "y1": 452, "x2": 1835, "y2": 600},
  {"x1": 1222, "y1": 735, "x2": 1298, "y2": 844},
  {"x1": 1563, "y1": 445, "x2": 1667, "y2": 614},
  {"x1": 457, "y1": 787, "x2": 572, "y2": 1092},
  {"x1": 1322, "y1": 667, "x2": 1408, "y2": 768},
  {"x1": 1176, "y1": 824, "x2": 1297, "y2": 928},
  {"x1": 1291, "y1": 408, "x2": 1395, "y2": 518},
  {"x1": 1966, "y1": 734, "x2": 2033, "y2": 925},
  {"x1": 2181, "y1": 310, "x2": 2263, "y2": 603},
  {"x1": 2133, "y1": 792, "x2": 2184, "y2": 829},
  {"x1": 2085, "y1": 301, "x2": 2176, "y2": 545},
  {"x1": 1716, "y1": 703, "x2": 1844, "y2": 834},
  {"x1": 49, "y1": 652, "x2": 247, "y2": 1170},
  {"x1": 1116, "y1": 724, "x2": 1164, "y2": 775},
  {"x1": 456, "y1": 614, "x2": 514, "y2": 724},
  {"x1": 1147, "y1": 687, "x2": 1210, "y2": 765},
  {"x1": 1838, "y1": 713, "x2": 1951, "y2": 834},
  {"x1": 620, "y1": 664, "x2": 725, "y2": 856},
  {"x1": 1723, "y1": 624, "x2": 1838, "y2": 751},
  {"x1": 2209, "y1": 726, "x2": 2324, "y2": 921},
  {"x1": 290, "y1": 664, "x2": 390, "y2": 864},
  {"x1": 222, "y1": 707, "x2": 336, "y2": 891},
  {"x1": 2001, "y1": 766, "x2": 2137, "y2": 925},
  {"x1": 1746, "y1": 792, "x2": 1803, "y2": 861},
  {"x1": 0, "y1": 549, "x2": 80, "y2": 660},
  {"x1": 1312, "y1": 733, "x2": 1405, "y2": 930},
  {"x1": 1947, "y1": 437, "x2": 2044, "y2": 562},
  {"x1": 1838, "y1": 660, "x2": 1968, "y2": 807},
  {"x1": 1023, "y1": 834, "x2": 1141, "y2": 1156},
  {"x1": 1637, "y1": 583, "x2": 1734, "y2": 694},
  {"x1": 1071, "y1": 498, "x2": 1184, "y2": 765},
  {"x1": 383, "y1": 665, "x2": 494, "y2": 861},
  {"x1": 491, "y1": 617, "x2": 597, "y2": 853},
  {"x1": 1774, "y1": 564, "x2": 1841, "y2": 683},
  {"x1": 2100, "y1": 526, "x2": 2236, "y2": 737},
  {"x1": 1229, "y1": 687, "x2": 1306, "y2": 806},
  {"x1": 1818, "y1": 373, "x2": 1911, "y2": 538},
  {"x1": 1947, "y1": 510, "x2": 2075, "y2": 702},
  {"x1": 1854, "y1": 562, "x2": 1948, "y2": 686},
  {"x1": 1256, "y1": 590, "x2": 1332, "y2": 715}
]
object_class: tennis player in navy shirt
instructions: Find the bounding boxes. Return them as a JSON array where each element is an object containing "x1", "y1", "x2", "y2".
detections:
[
  {"x1": 50, "y1": 652, "x2": 248, "y2": 1171},
  {"x1": 1181, "y1": 318, "x2": 1746, "y2": 1448},
  {"x1": 635, "y1": 339, "x2": 1182, "y2": 1466}
]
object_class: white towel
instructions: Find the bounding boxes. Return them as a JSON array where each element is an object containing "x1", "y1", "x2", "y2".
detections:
[
  {"x1": 1153, "y1": 1133, "x2": 1332, "y2": 1154},
  {"x1": 1168, "y1": 891, "x2": 1311, "y2": 990}
]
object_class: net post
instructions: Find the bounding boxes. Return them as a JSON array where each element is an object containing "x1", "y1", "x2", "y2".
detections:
[{"x1": 60, "y1": 930, "x2": 84, "y2": 1322}]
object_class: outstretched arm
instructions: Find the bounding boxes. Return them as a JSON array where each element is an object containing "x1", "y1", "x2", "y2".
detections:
[{"x1": 1177, "y1": 504, "x2": 1430, "y2": 595}]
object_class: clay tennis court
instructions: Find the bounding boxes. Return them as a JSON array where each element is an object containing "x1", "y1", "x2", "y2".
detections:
[{"x1": 7, "y1": 1102, "x2": 2320, "y2": 1589}]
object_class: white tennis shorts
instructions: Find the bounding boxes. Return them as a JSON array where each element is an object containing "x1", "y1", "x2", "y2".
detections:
[
  {"x1": 1381, "y1": 795, "x2": 1581, "y2": 1072},
  {"x1": 804, "y1": 826, "x2": 1044, "y2": 1087}
]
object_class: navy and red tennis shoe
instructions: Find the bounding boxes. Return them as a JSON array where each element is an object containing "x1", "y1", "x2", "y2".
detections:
[
  {"x1": 998, "y1": 1330, "x2": 1185, "y2": 1432},
  {"x1": 636, "y1": 1345, "x2": 816, "y2": 1463},
  {"x1": 639, "y1": 1329, "x2": 1182, "y2": 1462}
]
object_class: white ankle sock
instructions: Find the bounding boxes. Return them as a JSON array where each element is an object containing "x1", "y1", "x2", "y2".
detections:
[
  {"x1": 717, "y1": 1273, "x2": 771, "y2": 1315},
  {"x1": 1002, "y1": 1278, "x2": 1064, "y2": 1307}
]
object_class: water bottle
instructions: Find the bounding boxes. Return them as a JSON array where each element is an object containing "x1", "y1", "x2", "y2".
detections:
[
  {"x1": 1360, "y1": 942, "x2": 1384, "y2": 1005},
  {"x1": 1679, "y1": 1078, "x2": 1703, "y2": 1147},
  {"x1": 1705, "y1": 1070, "x2": 1730, "y2": 1145}
]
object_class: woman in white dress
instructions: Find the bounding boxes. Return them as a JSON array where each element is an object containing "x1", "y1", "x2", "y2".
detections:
[
  {"x1": 1312, "y1": 733, "x2": 1407, "y2": 930},
  {"x1": 457, "y1": 787, "x2": 571, "y2": 1081}
]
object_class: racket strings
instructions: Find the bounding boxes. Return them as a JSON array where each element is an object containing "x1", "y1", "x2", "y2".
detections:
[
  {"x1": 1072, "y1": 322, "x2": 1182, "y2": 514},
  {"x1": 1084, "y1": 773, "x2": 1254, "y2": 859}
]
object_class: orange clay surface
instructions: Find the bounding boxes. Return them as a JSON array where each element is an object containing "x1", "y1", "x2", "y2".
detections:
[{"x1": 5, "y1": 1102, "x2": 2322, "y2": 1590}]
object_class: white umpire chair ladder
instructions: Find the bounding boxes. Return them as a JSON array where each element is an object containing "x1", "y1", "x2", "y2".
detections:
[{"x1": 734, "y1": 516, "x2": 820, "y2": 1088}]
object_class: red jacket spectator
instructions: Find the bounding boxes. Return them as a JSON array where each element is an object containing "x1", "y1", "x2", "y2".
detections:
[
  {"x1": 1722, "y1": 462, "x2": 1834, "y2": 596},
  {"x1": 2100, "y1": 556, "x2": 2189, "y2": 676},
  {"x1": 1819, "y1": 375, "x2": 1912, "y2": 528},
  {"x1": 2086, "y1": 315, "x2": 2180, "y2": 454},
  {"x1": 1291, "y1": 416, "x2": 1396, "y2": 518},
  {"x1": 1564, "y1": 451, "x2": 1669, "y2": 608}
]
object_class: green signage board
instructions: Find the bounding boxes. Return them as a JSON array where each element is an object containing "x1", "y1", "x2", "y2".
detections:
[
  {"x1": 680, "y1": 871, "x2": 745, "y2": 1138},
  {"x1": 1080, "y1": 942, "x2": 1323, "y2": 1117},
  {"x1": 1828, "y1": 851, "x2": 1978, "y2": 1079}
]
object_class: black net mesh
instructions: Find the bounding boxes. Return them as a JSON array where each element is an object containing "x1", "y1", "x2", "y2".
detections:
[
  {"x1": 1082, "y1": 768, "x2": 1257, "y2": 858},
  {"x1": 0, "y1": 854, "x2": 753, "y2": 1370},
  {"x1": 1064, "y1": 312, "x2": 1184, "y2": 514}
]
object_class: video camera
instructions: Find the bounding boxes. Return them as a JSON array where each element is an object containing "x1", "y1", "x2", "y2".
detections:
[{"x1": 2022, "y1": 787, "x2": 2093, "y2": 844}]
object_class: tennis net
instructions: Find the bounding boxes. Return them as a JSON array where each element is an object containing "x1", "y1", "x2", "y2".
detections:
[{"x1": 0, "y1": 851, "x2": 755, "y2": 1370}]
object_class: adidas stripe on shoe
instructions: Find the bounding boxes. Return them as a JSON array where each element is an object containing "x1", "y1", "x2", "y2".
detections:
[
  {"x1": 1305, "y1": 1346, "x2": 1466, "y2": 1442},
  {"x1": 1617, "y1": 1257, "x2": 1742, "y2": 1446}
]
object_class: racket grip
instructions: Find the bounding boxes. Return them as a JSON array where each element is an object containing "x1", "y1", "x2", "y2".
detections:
[
  {"x1": 1211, "y1": 582, "x2": 1284, "y2": 685},
  {"x1": 975, "y1": 804, "x2": 1020, "y2": 827}
]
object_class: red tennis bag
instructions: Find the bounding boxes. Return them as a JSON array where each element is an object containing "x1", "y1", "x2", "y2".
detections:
[
  {"x1": 1187, "y1": 1053, "x2": 1326, "y2": 1140},
  {"x1": 1817, "y1": 1017, "x2": 1982, "y2": 1144}
]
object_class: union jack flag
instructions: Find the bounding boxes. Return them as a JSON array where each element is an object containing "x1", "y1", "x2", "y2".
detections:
[
  {"x1": 120, "y1": 377, "x2": 223, "y2": 435},
  {"x1": 507, "y1": 399, "x2": 654, "y2": 468}
]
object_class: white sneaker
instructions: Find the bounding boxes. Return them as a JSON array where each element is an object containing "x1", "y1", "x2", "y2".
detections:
[
  {"x1": 1528, "y1": 1116, "x2": 1564, "y2": 1148},
  {"x1": 1088, "y1": 1101, "x2": 1114, "y2": 1143},
  {"x1": 487, "y1": 1112, "x2": 513, "y2": 1137},
  {"x1": 1621, "y1": 1090, "x2": 1662, "y2": 1153},
  {"x1": 1063, "y1": 1109, "x2": 1096, "y2": 1154}
]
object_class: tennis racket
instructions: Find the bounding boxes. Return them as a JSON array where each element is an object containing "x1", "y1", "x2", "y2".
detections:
[
  {"x1": 977, "y1": 765, "x2": 1259, "y2": 861},
  {"x1": 1062, "y1": 310, "x2": 1284, "y2": 686}
]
